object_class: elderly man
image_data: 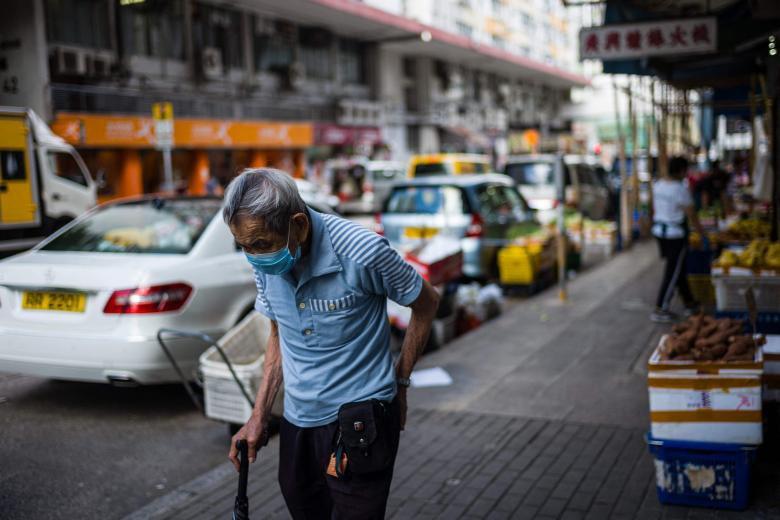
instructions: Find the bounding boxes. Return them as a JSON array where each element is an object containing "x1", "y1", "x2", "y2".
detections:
[{"x1": 224, "y1": 168, "x2": 439, "y2": 519}]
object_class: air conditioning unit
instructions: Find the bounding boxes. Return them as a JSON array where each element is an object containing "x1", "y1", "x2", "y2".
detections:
[
  {"x1": 285, "y1": 61, "x2": 306, "y2": 90},
  {"x1": 87, "y1": 52, "x2": 114, "y2": 78},
  {"x1": 201, "y1": 47, "x2": 223, "y2": 80},
  {"x1": 338, "y1": 99, "x2": 384, "y2": 126},
  {"x1": 51, "y1": 46, "x2": 88, "y2": 76}
]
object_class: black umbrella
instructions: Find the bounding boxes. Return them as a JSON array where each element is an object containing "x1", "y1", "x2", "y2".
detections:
[{"x1": 233, "y1": 439, "x2": 249, "y2": 520}]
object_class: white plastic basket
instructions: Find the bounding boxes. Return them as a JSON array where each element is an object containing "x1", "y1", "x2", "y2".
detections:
[
  {"x1": 199, "y1": 312, "x2": 283, "y2": 425},
  {"x1": 712, "y1": 274, "x2": 780, "y2": 312}
]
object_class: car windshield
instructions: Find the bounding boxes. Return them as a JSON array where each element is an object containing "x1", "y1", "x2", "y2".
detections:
[
  {"x1": 413, "y1": 163, "x2": 449, "y2": 177},
  {"x1": 505, "y1": 162, "x2": 554, "y2": 186},
  {"x1": 473, "y1": 184, "x2": 529, "y2": 222},
  {"x1": 40, "y1": 199, "x2": 222, "y2": 254},
  {"x1": 385, "y1": 186, "x2": 464, "y2": 214}
]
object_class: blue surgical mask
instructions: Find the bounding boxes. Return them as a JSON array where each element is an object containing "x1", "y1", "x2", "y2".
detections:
[{"x1": 244, "y1": 222, "x2": 301, "y2": 276}]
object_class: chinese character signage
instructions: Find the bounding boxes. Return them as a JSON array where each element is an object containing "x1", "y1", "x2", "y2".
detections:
[{"x1": 579, "y1": 17, "x2": 716, "y2": 61}]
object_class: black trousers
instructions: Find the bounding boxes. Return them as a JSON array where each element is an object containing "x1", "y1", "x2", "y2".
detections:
[
  {"x1": 655, "y1": 237, "x2": 695, "y2": 310},
  {"x1": 278, "y1": 398, "x2": 401, "y2": 520}
]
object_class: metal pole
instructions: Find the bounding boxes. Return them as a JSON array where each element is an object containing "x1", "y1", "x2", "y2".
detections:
[
  {"x1": 162, "y1": 146, "x2": 174, "y2": 193},
  {"x1": 555, "y1": 151, "x2": 567, "y2": 302},
  {"x1": 613, "y1": 77, "x2": 630, "y2": 248}
]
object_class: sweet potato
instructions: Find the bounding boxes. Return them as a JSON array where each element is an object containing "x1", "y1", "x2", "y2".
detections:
[
  {"x1": 698, "y1": 320, "x2": 719, "y2": 339},
  {"x1": 672, "y1": 322, "x2": 690, "y2": 334},
  {"x1": 726, "y1": 336, "x2": 754, "y2": 356},
  {"x1": 709, "y1": 343, "x2": 727, "y2": 359},
  {"x1": 695, "y1": 324, "x2": 743, "y2": 350},
  {"x1": 724, "y1": 347, "x2": 755, "y2": 361}
]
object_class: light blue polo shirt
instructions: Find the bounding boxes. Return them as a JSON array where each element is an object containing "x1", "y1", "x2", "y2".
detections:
[{"x1": 251, "y1": 209, "x2": 423, "y2": 428}]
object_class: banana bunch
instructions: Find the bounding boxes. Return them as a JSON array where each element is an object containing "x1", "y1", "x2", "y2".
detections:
[
  {"x1": 689, "y1": 231, "x2": 719, "y2": 249},
  {"x1": 714, "y1": 250, "x2": 739, "y2": 268},
  {"x1": 766, "y1": 243, "x2": 780, "y2": 269},
  {"x1": 714, "y1": 239, "x2": 780, "y2": 269},
  {"x1": 725, "y1": 219, "x2": 771, "y2": 240},
  {"x1": 738, "y1": 240, "x2": 768, "y2": 268}
]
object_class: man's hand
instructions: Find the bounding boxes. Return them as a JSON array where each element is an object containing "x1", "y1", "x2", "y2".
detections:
[
  {"x1": 397, "y1": 386, "x2": 408, "y2": 431},
  {"x1": 229, "y1": 412, "x2": 267, "y2": 471}
]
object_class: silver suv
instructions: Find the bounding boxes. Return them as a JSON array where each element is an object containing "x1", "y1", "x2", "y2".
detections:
[{"x1": 376, "y1": 174, "x2": 534, "y2": 279}]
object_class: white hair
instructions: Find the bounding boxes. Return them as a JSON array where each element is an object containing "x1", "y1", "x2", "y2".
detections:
[{"x1": 222, "y1": 168, "x2": 307, "y2": 234}]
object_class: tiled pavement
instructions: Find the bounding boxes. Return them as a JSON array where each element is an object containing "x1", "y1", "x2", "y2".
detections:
[{"x1": 126, "y1": 243, "x2": 780, "y2": 519}]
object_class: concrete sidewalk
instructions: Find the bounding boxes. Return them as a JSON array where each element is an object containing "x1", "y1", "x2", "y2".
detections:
[{"x1": 125, "y1": 242, "x2": 780, "y2": 520}]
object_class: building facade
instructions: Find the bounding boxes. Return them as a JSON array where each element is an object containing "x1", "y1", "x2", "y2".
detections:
[{"x1": 0, "y1": 0, "x2": 587, "y2": 201}]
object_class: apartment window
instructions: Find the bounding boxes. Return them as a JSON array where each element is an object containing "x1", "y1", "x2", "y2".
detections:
[
  {"x1": 254, "y1": 18, "x2": 295, "y2": 72},
  {"x1": 118, "y1": 0, "x2": 185, "y2": 60},
  {"x1": 339, "y1": 39, "x2": 364, "y2": 84},
  {"x1": 45, "y1": 0, "x2": 110, "y2": 48},
  {"x1": 193, "y1": 3, "x2": 244, "y2": 70},
  {"x1": 456, "y1": 22, "x2": 473, "y2": 38},
  {"x1": 492, "y1": 35, "x2": 505, "y2": 50},
  {"x1": 299, "y1": 27, "x2": 333, "y2": 80},
  {"x1": 403, "y1": 57, "x2": 417, "y2": 112}
]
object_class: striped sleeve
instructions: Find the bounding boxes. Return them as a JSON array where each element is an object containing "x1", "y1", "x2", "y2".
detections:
[
  {"x1": 326, "y1": 215, "x2": 423, "y2": 306},
  {"x1": 252, "y1": 269, "x2": 275, "y2": 320}
]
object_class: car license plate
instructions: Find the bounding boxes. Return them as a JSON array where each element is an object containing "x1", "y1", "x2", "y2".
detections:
[
  {"x1": 22, "y1": 291, "x2": 87, "y2": 313},
  {"x1": 404, "y1": 227, "x2": 439, "y2": 239}
]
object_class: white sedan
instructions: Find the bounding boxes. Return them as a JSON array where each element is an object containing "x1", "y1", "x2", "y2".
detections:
[{"x1": 0, "y1": 195, "x2": 331, "y2": 385}]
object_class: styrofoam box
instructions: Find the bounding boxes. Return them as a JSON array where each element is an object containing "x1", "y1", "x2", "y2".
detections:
[
  {"x1": 763, "y1": 335, "x2": 780, "y2": 402},
  {"x1": 711, "y1": 273, "x2": 780, "y2": 312},
  {"x1": 647, "y1": 336, "x2": 763, "y2": 445},
  {"x1": 199, "y1": 312, "x2": 283, "y2": 425}
]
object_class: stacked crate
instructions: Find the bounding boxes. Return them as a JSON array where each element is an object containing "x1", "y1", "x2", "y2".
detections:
[{"x1": 645, "y1": 336, "x2": 763, "y2": 510}]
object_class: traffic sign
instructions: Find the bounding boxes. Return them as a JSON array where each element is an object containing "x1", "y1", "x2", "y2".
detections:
[
  {"x1": 152, "y1": 102, "x2": 174, "y2": 149},
  {"x1": 152, "y1": 102, "x2": 174, "y2": 121}
]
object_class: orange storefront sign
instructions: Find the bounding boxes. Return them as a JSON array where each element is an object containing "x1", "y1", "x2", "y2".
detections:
[{"x1": 52, "y1": 113, "x2": 313, "y2": 149}]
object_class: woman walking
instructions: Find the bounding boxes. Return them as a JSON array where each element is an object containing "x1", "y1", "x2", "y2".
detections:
[{"x1": 650, "y1": 156, "x2": 705, "y2": 322}]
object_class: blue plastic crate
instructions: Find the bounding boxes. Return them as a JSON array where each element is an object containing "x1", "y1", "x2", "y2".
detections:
[
  {"x1": 646, "y1": 434, "x2": 756, "y2": 510},
  {"x1": 687, "y1": 249, "x2": 715, "y2": 275},
  {"x1": 714, "y1": 311, "x2": 780, "y2": 334}
]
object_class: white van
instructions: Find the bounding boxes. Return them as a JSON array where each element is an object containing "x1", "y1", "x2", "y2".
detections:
[{"x1": 0, "y1": 107, "x2": 96, "y2": 251}]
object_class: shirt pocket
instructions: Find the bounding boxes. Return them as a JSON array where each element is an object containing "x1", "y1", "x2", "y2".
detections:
[
  {"x1": 309, "y1": 294, "x2": 360, "y2": 345},
  {"x1": 309, "y1": 294, "x2": 356, "y2": 313}
]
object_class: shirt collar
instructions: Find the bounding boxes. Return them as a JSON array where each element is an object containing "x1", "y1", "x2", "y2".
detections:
[{"x1": 286, "y1": 209, "x2": 342, "y2": 288}]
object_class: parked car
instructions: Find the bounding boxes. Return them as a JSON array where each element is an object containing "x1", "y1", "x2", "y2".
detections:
[
  {"x1": 376, "y1": 174, "x2": 534, "y2": 279},
  {"x1": 0, "y1": 194, "x2": 336, "y2": 385},
  {"x1": 503, "y1": 154, "x2": 611, "y2": 222},
  {"x1": 610, "y1": 154, "x2": 655, "y2": 206},
  {"x1": 406, "y1": 153, "x2": 491, "y2": 178}
]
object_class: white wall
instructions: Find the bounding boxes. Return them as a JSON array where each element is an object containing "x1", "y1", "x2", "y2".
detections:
[{"x1": 0, "y1": 0, "x2": 51, "y2": 118}]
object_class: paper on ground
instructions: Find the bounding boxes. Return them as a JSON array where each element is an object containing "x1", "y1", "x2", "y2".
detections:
[{"x1": 411, "y1": 367, "x2": 453, "y2": 388}]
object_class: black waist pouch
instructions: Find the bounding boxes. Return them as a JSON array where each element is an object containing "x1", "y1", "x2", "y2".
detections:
[{"x1": 335, "y1": 399, "x2": 393, "y2": 476}]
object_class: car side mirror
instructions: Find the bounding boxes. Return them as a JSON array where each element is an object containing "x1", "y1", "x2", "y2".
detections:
[{"x1": 95, "y1": 170, "x2": 107, "y2": 190}]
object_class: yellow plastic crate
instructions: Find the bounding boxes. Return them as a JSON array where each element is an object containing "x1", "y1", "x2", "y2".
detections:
[
  {"x1": 498, "y1": 246, "x2": 536, "y2": 285},
  {"x1": 687, "y1": 274, "x2": 715, "y2": 306}
]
